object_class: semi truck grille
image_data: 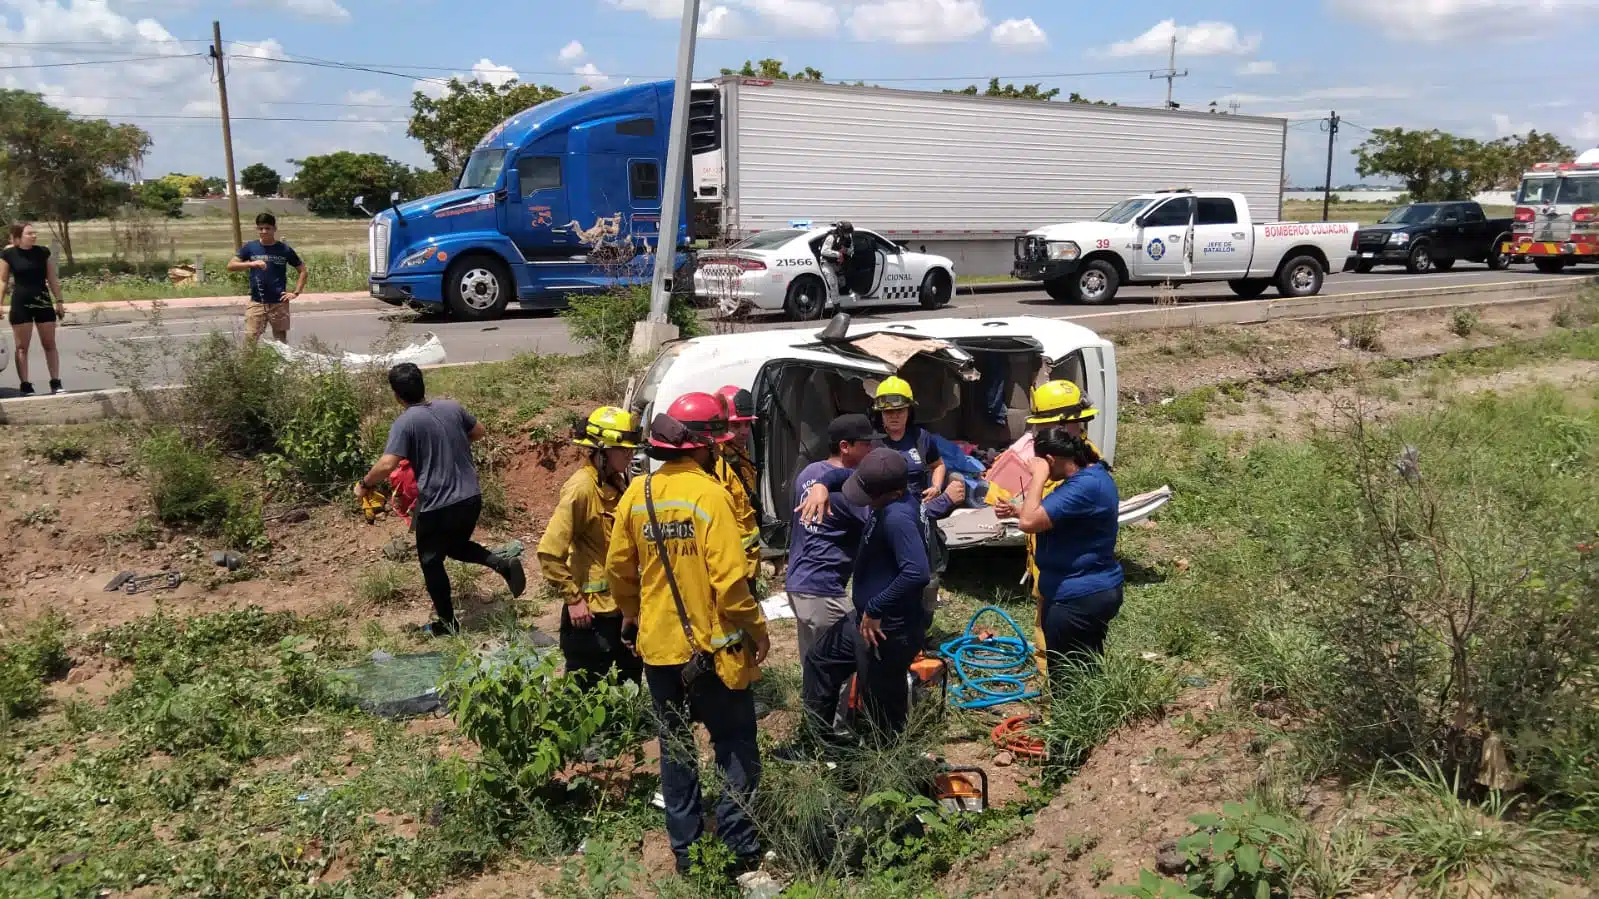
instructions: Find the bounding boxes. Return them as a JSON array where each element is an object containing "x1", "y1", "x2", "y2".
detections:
[
  {"x1": 1014, "y1": 236, "x2": 1047, "y2": 263},
  {"x1": 369, "y1": 219, "x2": 390, "y2": 276}
]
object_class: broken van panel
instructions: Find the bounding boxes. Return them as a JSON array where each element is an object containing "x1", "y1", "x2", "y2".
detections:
[{"x1": 624, "y1": 314, "x2": 1169, "y2": 552}]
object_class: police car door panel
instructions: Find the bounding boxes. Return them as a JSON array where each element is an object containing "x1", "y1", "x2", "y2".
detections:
[{"x1": 867, "y1": 234, "x2": 910, "y2": 304}]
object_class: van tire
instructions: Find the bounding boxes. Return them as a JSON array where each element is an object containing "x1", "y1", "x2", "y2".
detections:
[
  {"x1": 1228, "y1": 279, "x2": 1270, "y2": 299},
  {"x1": 783, "y1": 275, "x2": 827, "y2": 321},
  {"x1": 444, "y1": 254, "x2": 512, "y2": 321},
  {"x1": 1276, "y1": 254, "x2": 1324, "y2": 297},
  {"x1": 919, "y1": 269, "x2": 953, "y2": 309}
]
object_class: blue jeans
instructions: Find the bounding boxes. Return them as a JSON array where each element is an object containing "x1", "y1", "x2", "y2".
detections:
[
  {"x1": 644, "y1": 664, "x2": 761, "y2": 864},
  {"x1": 1041, "y1": 584, "x2": 1124, "y2": 684}
]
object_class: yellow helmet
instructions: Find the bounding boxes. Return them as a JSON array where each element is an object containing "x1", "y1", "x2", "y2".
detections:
[
  {"x1": 1027, "y1": 380, "x2": 1099, "y2": 425},
  {"x1": 573, "y1": 406, "x2": 641, "y2": 448},
  {"x1": 873, "y1": 376, "x2": 915, "y2": 411}
]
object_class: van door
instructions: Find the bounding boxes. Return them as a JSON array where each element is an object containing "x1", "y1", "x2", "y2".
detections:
[
  {"x1": 506, "y1": 155, "x2": 571, "y2": 258},
  {"x1": 1133, "y1": 196, "x2": 1194, "y2": 280}
]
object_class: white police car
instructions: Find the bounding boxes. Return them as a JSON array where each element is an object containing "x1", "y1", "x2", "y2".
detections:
[{"x1": 693, "y1": 224, "x2": 957, "y2": 321}]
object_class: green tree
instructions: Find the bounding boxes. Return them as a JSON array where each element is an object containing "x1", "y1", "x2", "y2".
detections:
[
  {"x1": 200, "y1": 176, "x2": 227, "y2": 197},
  {"x1": 720, "y1": 59, "x2": 824, "y2": 81},
  {"x1": 290, "y1": 151, "x2": 416, "y2": 217},
  {"x1": 1479, "y1": 130, "x2": 1574, "y2": 190},
  {"x1": 411, "y1": 166, "x2": 453, "y2": 197},
  {"x1": 239, "y1": 162, "x2": 281, "y2": 197},
  {"x1": 1355, "y1": 128, "x2": 1494, "y2": 201},
  {"x1": 137, "y1": 179, "x2": 184, "y2": 218},
  {"x1": 945, "y1": 78, "x2": 1061, "y2": 101},
  {"x1": 408, "y1": 78, "x2": 566, "y2": 175},
  {"x1": 0, "y1": 90, "x2": 150, "y2": 264},
  {"x1": 160, "y1": 173, "x2": 206, "y2": 199}
]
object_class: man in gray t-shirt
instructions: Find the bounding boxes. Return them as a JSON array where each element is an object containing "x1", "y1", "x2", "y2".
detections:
[{"x1": 355, "y1": 363, "x2": 525, "y2": 635}]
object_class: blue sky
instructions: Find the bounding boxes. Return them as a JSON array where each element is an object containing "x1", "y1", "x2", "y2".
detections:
[{"x1": 1, "y1": 0, "x2": 1597, "y2": 187}]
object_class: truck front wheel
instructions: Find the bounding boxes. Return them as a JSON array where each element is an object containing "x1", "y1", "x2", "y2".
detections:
[
  {"x1": 1047, "y1": 260, "x2": 1119, "y2": 304},
  {"x1": 1228, "y1": 279, "x2": 1270, "y2": 299},
  {"x1": 1534, "y1": 258, "x2": 1568, "y2": 274},
  {"x1": 1276, "y1": 255, "x2": 1324, "y2": 297},
  {"x1": 445, "y1": 255, "x2": 512, "y2": 321},
  {"x1": 1486, "y1": 234, "x2": 1511, "y2": 270}
]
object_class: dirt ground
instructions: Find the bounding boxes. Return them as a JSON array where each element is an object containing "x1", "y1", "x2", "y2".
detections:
[{"x1": 3, "y1": 301, "x2": 1593, "y2": 898}]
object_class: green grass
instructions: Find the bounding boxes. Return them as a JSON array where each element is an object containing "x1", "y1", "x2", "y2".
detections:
[
  {"x1": 60, "y1": 249, "x2": 370, "y2": 302},
  {"x1": 54, "y1": 214, "x2": 368, "y2": 261}
]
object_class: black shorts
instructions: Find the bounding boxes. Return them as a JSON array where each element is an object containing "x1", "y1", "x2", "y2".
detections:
[{"x1": 9, "y1": 298, "x2": 57, "y2": 326}]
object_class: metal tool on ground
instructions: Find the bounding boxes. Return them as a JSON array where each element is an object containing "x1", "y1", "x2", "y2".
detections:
[
  {"x1": 109, "y1": 571, "x2": 183, "y2": 595},
  {"x1": 931, "y1": 765, "x2": 990, "y2": 814},
  {"x1": 937, "y1": 605, "x2": 1040, "y2": 710}
]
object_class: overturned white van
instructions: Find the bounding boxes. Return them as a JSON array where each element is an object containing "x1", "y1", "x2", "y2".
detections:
[{"x1": 624, "y1": 314, "x2": 1171, "y2": 552}]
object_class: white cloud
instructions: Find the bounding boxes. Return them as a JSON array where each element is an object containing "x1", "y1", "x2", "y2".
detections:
[
  {"x1": 1219, "y1": 85, "x2": 1410, "y2": 106},
  {"x1": 471, "y1": 58, "x2": 519, "y2": 87},
  {"x1": 698, "y1": 5, "x2": 742, "y2": 37},
  {"x1": 574, "y1": 62, "x2": 611, "y2": 89},
  {"x1": 1492, "y1": 113, "x2": 1534, "y2": 138},
  {"x1": 1327, "y1": 0, "x2": 1599, "y2": 41},
  {"x1": 847, "y1": 0, "x2": 988, "y2": 44},
  {"x1": 280, "y1": 0, "x2": 350, "y2": 22},
  {"x1": 558, "y1": 40, "x2": 585, "y2": 63},
  {"x1": 1577, "y1": 113, "x2": 1599, "y2": 143},
  {"x1": 738, "y1": 0, "x2": 839, "y2": 35},
  {"x1": 1105, "y1": 19, "x2": 1260, "y2": 57},
  {"x1": 606, "y1": 0, "x2": 684, "y2": 17},
  {"x1": 991, "y1": 17, "x2": 1046, "y2": 48},
  {"x1": 1237, "y1": 60, "x2": 1277, "y2": 76}
]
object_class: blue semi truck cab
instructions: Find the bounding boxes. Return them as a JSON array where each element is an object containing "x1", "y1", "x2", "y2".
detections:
[{"x1": 365, "y1": 79, "x2": 715, "y2": 320}]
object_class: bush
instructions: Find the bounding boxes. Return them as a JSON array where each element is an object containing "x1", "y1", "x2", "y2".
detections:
[
  {"x1": 180, "y1": 335, "x2": 290, "y2": 456},
  {"x1": 0, "y1": 612, "x2": 72, "y2": 723},
  {"x1": 268, "y1": 363, "x2": 368, "y2": 498},
  {"x1": 560, "y1": 285, "x2": 701, "y2": 360},
  {"x1": 1335, "y1": 316, "x2": 1383, "y2": 351},
  {"x1": 138, "y1": 429, "x2": 230, "y2": 528},
  {"x1": 1448, "y1": 307, "x2": 1480, "y2": 337},
  {"x1": 33, "y1": 435, "x2": 87, "y2": 464}
]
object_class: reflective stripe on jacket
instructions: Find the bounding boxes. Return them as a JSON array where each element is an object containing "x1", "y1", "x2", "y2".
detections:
[
  {"x1": 606, "y1": 458, "x2": 767, "y2": 689},
  {"x1": 536, "y1": 462, "x2": 622, "y2": 614}
]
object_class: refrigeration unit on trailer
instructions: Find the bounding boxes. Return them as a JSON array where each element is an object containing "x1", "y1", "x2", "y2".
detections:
[{"x1": 701, "y1": 77, "x2": 1289, "y2": 278}]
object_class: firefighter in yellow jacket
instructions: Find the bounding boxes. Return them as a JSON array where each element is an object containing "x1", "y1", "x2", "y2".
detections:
[
  {"x1": 538, "y1": 406, "x2": 643, "y2": 689},
  {"x1": 606, "y1": 399, "x2": 770, "y2": 876},
  {"x1": 995, "y1": 380, "x2": 1100, "y2": 676}
]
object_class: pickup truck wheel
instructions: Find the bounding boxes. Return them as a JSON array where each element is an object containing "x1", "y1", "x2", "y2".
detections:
[
  {"x1": 1068, "y1": 260, "x2": 1120, "y2": 304},
  {"x1": 918, "y1": 268, "x2": 953, "y2": 309},
  {"x1": 1485, "y1": 234, "x2": 1511, "y2": 270},
  {"x1": 1534, "y1": 258, "x2": 1568, "y2": 274},
  {"x1": 783, "y1": 275, "x2": 827, "y2": 321},
  {"x1": 1405, "y1": 243, "x2": 1435, "y2": 274},
  {"x1": 1043, "y1": 278, "x2": 1075, "y2": 302},
  {"x1": 1432, "y1": 259, "x2": 1456, "y2": 272},
  {"x1": 1276, "y1": 255, "x2": 1324, "y2": 298},
  {"x1": 1228, "y1": 279, "x2": 1270, "y2": 299},
  {"x1": 444, "y1": 255, "x2": 512, "y2": 321}
]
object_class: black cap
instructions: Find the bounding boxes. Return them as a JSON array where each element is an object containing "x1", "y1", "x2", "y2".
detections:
[
  {"x1": 828, "y1": 413, "x2": 884, "y2": 448},
  {"x1": 844, "y1": 447, "x2": 907, "y2": 506}
]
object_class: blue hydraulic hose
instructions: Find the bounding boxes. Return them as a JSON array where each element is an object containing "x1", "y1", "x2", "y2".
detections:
[{"x1": 937, "y1": 605, "x2": 1041, "y2": 710}]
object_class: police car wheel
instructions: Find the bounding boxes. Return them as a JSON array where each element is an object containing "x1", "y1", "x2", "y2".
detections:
[
  {"x1": 783, "y1": 275, "x2": 827, "y2": 321},
  {"x1": 444, "y1": 255, "x2": 511, "y2": 321},
  {"x1": 918, "y1": 269, "x2": 952, "y2": 309}
]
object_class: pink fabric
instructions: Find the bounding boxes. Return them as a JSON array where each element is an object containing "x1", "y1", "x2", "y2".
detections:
[
  {"x1": 388, "y1": 460, "x2": 419, "y2": 524},
  {"x1": 985, "y1": 432, "x2": 1035, "y2": 498}
]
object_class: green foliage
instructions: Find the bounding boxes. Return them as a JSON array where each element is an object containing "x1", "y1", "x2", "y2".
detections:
[
  {"x1": 1448, "y1": 306, "x2": 1480, "y2": 337},
  {"x1": 136, "y1": 429, "x2": 230, "y2": 528},
  {"x1": 721, "y1": 58, "x2": 824, "y2": 81},
  {"x1": 1108, "y1": 869, "x2": 1204, "y2": 899},
  {"x1": 238, "y1": 162, "x2": 280, "y2": 198},
  {"x1": 0, "y1": 89, "x2": 150, "y2": 264},
  {"x1": 0, "y1": 612, "x2": 72, "y2": 723},
  {"x1": 356, "y1": 562, "x2": 413, "y2": 606},
  {"x1": 1354, "y1": 127, "x2": 1573, "y2": 201},
  {"x1": 31, "y1": 434, "x2": 86, "y2": 464},
  {"x1": 290, "y1": 150, "x2": 417, "y2": 217},
  {"x1": 560, "y1": 285, "x2": 701, "y2": 360},
  {"x1": 1036, "y1": 651, "x2": 1179, "y2": 772},
  {"x1": 443, "y1": 642, "x2": 647, "y2": 804},
  {"x1": 178, "y1": 334, "x2": 288, "y2": 455},
  {"x1": 407, "y1": 78, "x2": 566, "y2": 174},
  {"x1": 135, "y1": 179, "x2": 184, "y2": 218},
  {"x1": 556, "y1": 838, "x2": 645, "y2": 898},
  {"x1": 944, "y1": 77, "x2": 1063, "y2": 102},
  {"x1": 1174, "y1": 800, "x2": 1294, "y2": 898},
  {"x1": 267, "y1": 362, "x2": 368, "y2": 497},
  {"x1": 1335, "y1": 316, "x2": 1383, "y2": 351}
]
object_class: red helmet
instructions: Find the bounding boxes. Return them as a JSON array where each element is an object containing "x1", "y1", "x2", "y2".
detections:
[
  {"x1": 663, "y1": 392, "x2": 733, "y2": 444},
  {"x1": 717, "y1": 385, "x2": 757, "y2": 423}
]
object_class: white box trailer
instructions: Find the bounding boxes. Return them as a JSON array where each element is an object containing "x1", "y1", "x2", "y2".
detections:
[{"x1": 691, "y1": 77, "x2": 1288, "y2": 278}]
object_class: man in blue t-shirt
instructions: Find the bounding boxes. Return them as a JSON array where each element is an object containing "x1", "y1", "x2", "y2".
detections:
[
  {"x1": 227, "y1": 212, "x2": 306, "y2": 344},
  {"x1": 798, "y1": 448, "x2": 932, "y2": 741},
  {"x1": 786, "y1": 414, "x2": 878, "y2": 658}
]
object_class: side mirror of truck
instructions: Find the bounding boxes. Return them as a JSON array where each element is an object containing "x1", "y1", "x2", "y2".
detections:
[
  {"x1": 353, "y1": 195, "x2": 372, "y2": 216},
  {"x1": 389, "y1": 190, "x2": 401, "y2": 207}
]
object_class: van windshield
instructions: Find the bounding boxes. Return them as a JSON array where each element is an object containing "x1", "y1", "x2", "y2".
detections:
[
  {"x1": 458, "y1": 149, "x2": 507, "y2": 191},
  {"x1": 1096, "y1": 199, "x2": 1153, "y2": 224}
]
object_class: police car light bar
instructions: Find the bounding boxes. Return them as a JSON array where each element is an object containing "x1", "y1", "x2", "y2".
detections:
[{"x1": 789, "y1": 219, "x2": 814, "y2": 228}]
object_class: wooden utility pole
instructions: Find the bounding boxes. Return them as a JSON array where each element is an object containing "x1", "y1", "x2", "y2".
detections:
[
  {"x1": 210, "y1": 20, "x2": 243, "y2": 252},
  {"x1": 1150, "y1": 33, "x2": 1189, "y2": 109},
  {"x1": 1322, "y1": 111, "x2": 1341, "y2": 222}
]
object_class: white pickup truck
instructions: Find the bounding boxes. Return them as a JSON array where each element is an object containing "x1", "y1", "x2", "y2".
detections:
[{"x1": 1012, "y1": 190, "x2": 1358, "y2": 304}]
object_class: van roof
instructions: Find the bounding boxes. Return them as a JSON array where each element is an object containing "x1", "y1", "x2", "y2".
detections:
[{"x1": 475, "y1": 80, "x2": 671, "y2": 151}]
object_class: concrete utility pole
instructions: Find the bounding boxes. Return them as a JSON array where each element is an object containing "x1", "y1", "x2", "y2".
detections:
[
  {"x1": 210, "y1": 20, "x2": 243, "y2": 252},
  {"x1": 631, "y1": 0, "x2": 701, "y2": 357},
  {"x1": 1322, "y1": 110, "x2": 1341, "y2": 222},
  {"x1": 1150, "y1": 33, "x2": 1188, "y2": 109}
]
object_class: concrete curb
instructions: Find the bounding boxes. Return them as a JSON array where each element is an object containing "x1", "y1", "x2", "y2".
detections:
[{"x1": 5, "y1": 278, "x2": 1592, "y2": 427}]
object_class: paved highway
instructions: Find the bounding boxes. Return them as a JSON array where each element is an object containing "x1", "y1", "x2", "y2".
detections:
[{"x1": 27, "y1": 268, "x2": 1564, "y2": 394}]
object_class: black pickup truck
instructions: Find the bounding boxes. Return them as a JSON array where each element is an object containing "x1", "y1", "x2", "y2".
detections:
[{"x1": 1344, "y1": 201, "x2": 1514, "y2": 274}]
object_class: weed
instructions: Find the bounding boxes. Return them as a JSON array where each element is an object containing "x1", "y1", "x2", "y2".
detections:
[
  {"x1": 1448, "y1": 306, "x2": 1480, "y2": 337},
  {"x1": 1335, "y1": 316, "x2": 1382, "y2": 351},
  {"x1": 561, "y1": 284, "x2": 701, "y2": 361},
  {"x1": 19, "y1": 504, "x2": 59, "y2": 527},
  {"x1": 555, "y1": 838, "x2": 645, "y2": 898},
  {"x1": 1063, "y1": 830, "x2": 1101, "y2": 861},
  {"x1": 1108, "y1": 870, "x2": 1204, "y2": 898},
  {"x1": 0, "y1": 611, "x2": 72, "y2": 722},
  {"x1": 1171, "y1": 799, "x2": 1294, "y2": 898},
  {"x1": 177, "y1": 334, "x2": 291, "y2": 455},
  {"x1": 137, "y1": 429, "x2": 229, "y2": 528},
  {"x1": 1284, "y1": 817, "x2": 1377, "y2": 899},
  {"x1": 1090, "y1": 853, "x2": 1116, "y2": 885},
  {"x1": 1160, "y1": 388, "x2": 1215, "y2": 426},
  {"x1": 1036, "y1": 651, "x2": 1178, "y2": 773},
  {"x1": 32, "y1": 435, "x2": 87, "y2": 464},
  {"x1": 267, "y1": 362, "x2": 369, "y2": 499},
  {"x1": 356, "y1": 562, "x2": 412, "y2": 606}
]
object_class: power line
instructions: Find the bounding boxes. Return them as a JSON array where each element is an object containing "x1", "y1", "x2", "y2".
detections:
[
  {"x1": 78, "y1": 113, "x2": 409, "y2": 123},
  {"x1": 0, "y1": 53, "x2": 203, "y2": 70},
  {"x1": 47, "y1": 94, "x2": 414, "y2": 109}
]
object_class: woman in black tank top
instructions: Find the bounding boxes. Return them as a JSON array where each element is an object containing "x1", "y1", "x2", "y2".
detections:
[{"x1": 1, "y1": 221, "x2": 66, "y2": 395}]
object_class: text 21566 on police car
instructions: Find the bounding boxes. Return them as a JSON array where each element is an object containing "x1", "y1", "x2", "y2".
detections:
[
  {"x1": 693, "y1": 225, "x2": 957, "y2": 322},
  {"x1": 1012, "y1": 190, "x2": 1357, "y2": 304}
]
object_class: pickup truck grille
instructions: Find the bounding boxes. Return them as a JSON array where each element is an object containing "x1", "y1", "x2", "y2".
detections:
[
  {"x1": 369, "y1": 218, "x2": 390, "y2": 276},
  {"x1": 1355, "y1": 231, "x2": 1389, "y2": 250},
  {"x1": 1014, "y1": 235, "x2": 1047, "y2": 263}
]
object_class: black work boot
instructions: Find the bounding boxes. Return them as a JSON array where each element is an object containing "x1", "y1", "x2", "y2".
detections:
[
  {"x1": 494, "y1": 554, "x2": 526, "y2": 597},
  {"x1": 49, "y1": 379, "x2": 63, "y2": 395},
  {"x1": 18, "y1": 382, "x2": 34, "y2": 396}
]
